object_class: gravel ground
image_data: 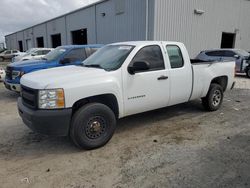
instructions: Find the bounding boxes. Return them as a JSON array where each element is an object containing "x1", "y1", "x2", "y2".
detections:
[{"x1": 0, "y1": 61, "x2": 250, "y2": 188}]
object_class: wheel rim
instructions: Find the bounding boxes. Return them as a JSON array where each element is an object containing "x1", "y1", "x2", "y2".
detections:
[
  {"x1": 212, "y1": 90, "x2": 222, "y2": 107},
  {"x1": 85, "y1": 116, "x2": 107, "y2": 139},
  {"x1": 247, "y1": 69, "x2": 250, "y2": 77}
]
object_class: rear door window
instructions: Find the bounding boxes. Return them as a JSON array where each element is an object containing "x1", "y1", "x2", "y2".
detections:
[
  {"x1": 206, "y1": 51, "x2": 225, "y2": 57},
  {"x1": 224, "y1": 51, "x2": 236, "y2": 57},
  {"x1": 166, "y1": 45, "x2": 184, "y2": 69}
]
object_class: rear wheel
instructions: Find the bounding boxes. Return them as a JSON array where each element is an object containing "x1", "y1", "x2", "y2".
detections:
[
  {"x1": 0, "y1": 57, "x2": 4, "y2": 62},
  {"x1": 70, "y1": 103, "x2": 116, "y2": 150},
  {"x1": 202, "y1": 83, "x2": 224, "y2": 111},
  {"x1": 246, "y1": 68, "x2": 250, "y2": 78}
]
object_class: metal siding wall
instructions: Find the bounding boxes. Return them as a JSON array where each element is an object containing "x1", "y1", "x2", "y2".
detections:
[
  {"x1": 66, "y1": 6, "x2": 96, "y2": 44},
  {"x1": 153, "y1": 0, "x2": 250, "y2": 58},
  {"x1": 33, "y1": 24, "x2": 47, "y2": 47},
  {"x1": 23, "y1": 28, "x2": 34, "y2": 51},
  {"x1": 47, "y1": 17, "x2": 67, "y2": 47},
  {"x1": 96, "y1": 0, "x2": 146, "y2": 44}
]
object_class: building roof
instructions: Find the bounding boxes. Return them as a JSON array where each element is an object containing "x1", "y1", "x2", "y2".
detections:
[{"x1": 5, "y1": 0, "x2": 108, "y2": 37}]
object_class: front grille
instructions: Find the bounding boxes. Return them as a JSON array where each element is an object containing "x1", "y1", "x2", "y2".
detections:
[
  {"x1": 5, "y1": 66, "x2": 12, "y2": 80},
  {"x1": 21, "y1": 85, "x2": 38, "y2": 109}
]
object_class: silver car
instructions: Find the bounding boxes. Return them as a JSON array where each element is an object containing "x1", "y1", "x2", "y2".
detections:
[
  {"x1": 0, "y1": 50, "x2": 21, "y2": 61},
  {"x1": 196, "y1": 49, "x2": 250, "y2": 77}
]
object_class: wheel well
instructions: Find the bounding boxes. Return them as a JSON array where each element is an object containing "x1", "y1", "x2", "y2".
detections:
[
  {"x1": 72, "y1": 94, "x2": 119, "y2": 118},
  {"x1": 211, "y1": 76, "x2": 228, "y2": 91}
]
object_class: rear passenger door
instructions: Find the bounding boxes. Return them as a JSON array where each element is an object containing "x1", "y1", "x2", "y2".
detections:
[
  {"x1": 166, "y1": 45, "x2": 193, "y2": 106},
  {"x1": 123, "y1": 45, "x2": 170, "y2": 116}
]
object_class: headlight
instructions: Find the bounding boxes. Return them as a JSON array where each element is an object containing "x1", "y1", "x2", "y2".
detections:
[
  {"x1": 12, "y1": 71, "x2": 20, "y2": 80},
  {"x1": 38, "y1": 89, "x2": 65, "y2": 109}
]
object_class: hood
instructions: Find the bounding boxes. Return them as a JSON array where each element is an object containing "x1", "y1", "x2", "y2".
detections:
[
  {"x1": 21, "y1": 65, "x2": 107, "y2": 89},
  {"x1": 8, "y1": 59, "x2": 50, "y2": 70}
]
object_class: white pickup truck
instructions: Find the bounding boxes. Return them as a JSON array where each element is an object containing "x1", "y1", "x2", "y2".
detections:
[{"x1": 18, "y1": 41, "x2": 235, "y2": 149}]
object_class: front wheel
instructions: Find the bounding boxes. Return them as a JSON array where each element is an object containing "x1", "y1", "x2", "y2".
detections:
[
  {"x1": 0, "y1": 57, "x2": 4, "y2": 61},
  {"x1": 202, "y1": 83, "x2": 224, "y2": 111},
  {"x1": 70, "y1": 103, "x2": 116, "y2": 150}
]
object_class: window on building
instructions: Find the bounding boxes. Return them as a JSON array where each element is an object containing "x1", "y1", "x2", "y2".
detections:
[
  {"x1": 166, "y1": 45, "x2": 184, "y2": 69},
  {"x1": 115, "y1": 0, "x2": 125, "y2": 15},
  {"x1": 71, "y1": 29, "x2": 88, "y2": 45},
  {"x1": 36, "y1": 37, "x2": 44, "y2": 48},
  {"x1": 132, "y1": 45, "x2": 165, "y2": 71},
  {"x1": 51, "y1": 34, "x2": 62, "y2": 48}
]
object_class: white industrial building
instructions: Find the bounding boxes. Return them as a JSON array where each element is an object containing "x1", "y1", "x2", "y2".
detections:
[{"x1": 5, "y1": 0, "x2": 250, "y2": 57}]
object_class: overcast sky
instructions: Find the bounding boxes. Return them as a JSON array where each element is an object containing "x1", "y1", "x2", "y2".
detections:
[{"x1": 0, "y1": 0, "x2": 99, "y2": 44}]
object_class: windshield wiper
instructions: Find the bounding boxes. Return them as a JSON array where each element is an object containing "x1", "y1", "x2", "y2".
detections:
[{"x1": 83, "y1": 64, "x2": 104, "y2": 69}]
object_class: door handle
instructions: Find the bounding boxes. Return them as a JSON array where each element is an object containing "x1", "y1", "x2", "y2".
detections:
[{"x1": 157, "y1": 76, "x2": 169, "y2": 80}]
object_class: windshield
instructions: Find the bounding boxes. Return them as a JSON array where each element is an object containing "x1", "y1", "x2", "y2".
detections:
[
  {"x1": 82, "y1": 45, "x2": 134, "y2": 71},
  {"x1": 43, "y1": 47, "x2": 66, "y2": 61},
  {"x1": 235, "y1": 49, "x2": 249, "y2": 57}
]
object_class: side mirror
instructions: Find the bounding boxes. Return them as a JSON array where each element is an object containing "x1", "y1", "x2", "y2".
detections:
[
  {"x1": 60, "y1": 58, "x2": 71, "y2": 64},
  {"x1": 234, "y1": 55, "x2": 240, "y2": 59},
  {"x1": 128, "y1": 61, "x2": 150, "y2": 75}
]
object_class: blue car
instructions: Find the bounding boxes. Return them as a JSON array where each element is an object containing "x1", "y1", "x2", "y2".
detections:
[{"x1": 4, "y1": 44, "x2": 103, "y2": 92}]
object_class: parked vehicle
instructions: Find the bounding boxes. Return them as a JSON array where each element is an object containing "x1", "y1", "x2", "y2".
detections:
[
  {"x1": 0, "y1": 67, "x2": 6, "y2": 81},
  {"x1": 196, "y1": 49, "x2": 250, "y2": 77},
  {"x1": 0, "y1": 48, "x2": 6, "y2": 54},
  {"x1": 18, "y1": 41, "x2": 235, "y2": 149},
  {"x1": 0, "y1": 50, "x2": 23, "y2": 61},
  {"x1": 12, "y1": 48, "x2": 53, "y2": 63},
  {"x1": 4, "y1": 45, "x2": 102, "y2": 92}
]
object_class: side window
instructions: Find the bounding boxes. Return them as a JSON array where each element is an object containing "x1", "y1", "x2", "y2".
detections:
[
  {"x1": 64, "y1": 48, "x2": 87, "y2": 62},
  {"x1": 13, "y1": 50, "x2": 18, "y2": 53},
  {"x1": 166, "y1": 45, "x2": 184, "y2": 69},
  {"x1": 42, "y1": 50, "x2": 51, "y2": 55},
  {"x1": 89, "y1": 48, "x2": 99, "y2": 56},
  {"x1": 132, "y1": 45, "x2": 165, "y2": 71},
  {"x1": 206, "y1": 51, "x2": 224, "y2": 57},
  {"x1": 224, "y1": 51, "x2": 236, "y2": 57},
  {"x1": 37, "y1": 50, "x2": 50, "y2": 55},
  {"x1": 5, "y1": 51, "x2": 11, "y2": 54}
]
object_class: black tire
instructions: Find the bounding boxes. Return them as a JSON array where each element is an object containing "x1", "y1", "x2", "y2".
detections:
[
  {"x1": 70, "y1": 103, "x2": 116, "y2": 150},
  {"x1": 202, "y1": 83, "x2": 224, "y2": 111},
  {"x1": 0, "y1": 57, "x2": 4, "y2": 62},
  {"x1": 246, "y1": 68, "x2": 250, "y2": 78}
]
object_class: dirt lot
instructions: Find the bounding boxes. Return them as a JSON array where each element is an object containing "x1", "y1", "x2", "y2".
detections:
[{"x1": 0, "y1": 61, "x2": 250, "y2": 188}]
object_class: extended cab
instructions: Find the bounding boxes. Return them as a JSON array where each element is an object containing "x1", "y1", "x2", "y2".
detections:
[
  {"x1": 4, "y1": 45, "x2": 102, "y2": 92},
  {"x1": 18, "y1": 41, "x2": 235, "y2": 149}
]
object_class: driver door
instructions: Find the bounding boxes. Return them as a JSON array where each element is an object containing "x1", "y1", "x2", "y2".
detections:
[{"x1": 123, "y1": 45, "x2": 170, "y2": 116}]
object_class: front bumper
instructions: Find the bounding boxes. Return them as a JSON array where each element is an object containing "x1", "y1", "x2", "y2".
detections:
[
  {"x1": 18, "y1": 97, "x2": 72, "y2": 136},
  {"x1": 4, "y1": 81, "x2": 20, "y2": 92}
]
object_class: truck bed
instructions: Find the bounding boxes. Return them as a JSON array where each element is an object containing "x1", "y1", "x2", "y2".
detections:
[{"x1": 190, "y1": 60, "x2": 235, "y2": 101}]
